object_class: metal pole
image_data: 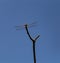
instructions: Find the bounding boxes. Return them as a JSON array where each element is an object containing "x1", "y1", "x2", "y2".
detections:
[
  {"x1": 24, "y1": 24, "x2": 40, "y2": 63},
  {"x1": 33, "y1": 42, "x2": 36, "y2": 63}
]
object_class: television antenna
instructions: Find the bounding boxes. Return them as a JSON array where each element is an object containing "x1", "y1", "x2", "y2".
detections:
[
  {"x1": 15, "y1": 21, "x2": 38, "y2": 30},
  {"x1": 16, "y1": 21, "x2": 40, "y2": 63}
]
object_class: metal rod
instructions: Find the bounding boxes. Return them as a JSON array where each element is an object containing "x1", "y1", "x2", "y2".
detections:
[
  {"x1": 25, "y1": 24, "x2": 33, "y2": 41},
  {"x1": 33, "y1": 42, "x2": 36, "y2": 63},
  {"x1": 24, "y1": 24, "x2": 40, "y2": 63}
]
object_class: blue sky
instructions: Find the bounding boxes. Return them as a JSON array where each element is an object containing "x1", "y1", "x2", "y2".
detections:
[{"x1": 0, "y1": 0, "x2": 60, "y2": 63}]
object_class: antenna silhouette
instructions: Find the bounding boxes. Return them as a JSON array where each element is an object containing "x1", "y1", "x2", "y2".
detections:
[
  {"x1": 16, "y1": 22, "x2": 40, "y2": 63},
  {"x1": 24, "y1": 24, "x2": 40, "y2": 63}
]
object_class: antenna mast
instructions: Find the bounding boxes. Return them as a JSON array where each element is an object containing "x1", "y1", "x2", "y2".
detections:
[{"x1": 24, "y1": 24, "x2": 40, "y2": 63}]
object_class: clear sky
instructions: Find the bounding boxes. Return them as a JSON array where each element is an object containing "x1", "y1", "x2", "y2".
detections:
[{"x1": 0, "y1": 0, "x2": 60, "y2": 63}]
